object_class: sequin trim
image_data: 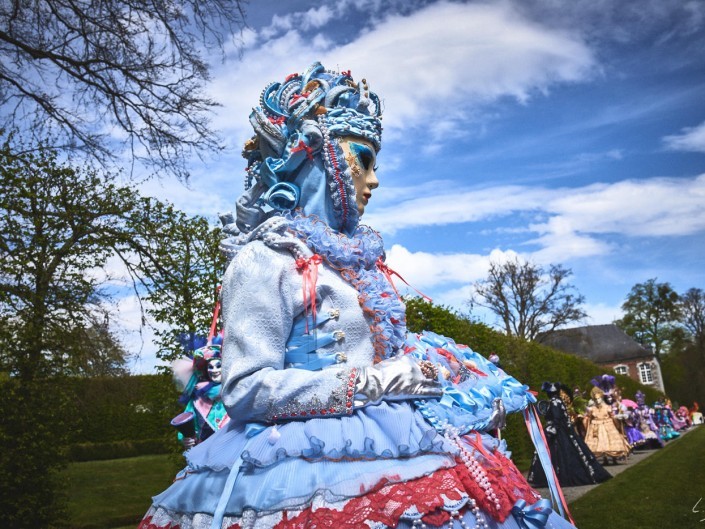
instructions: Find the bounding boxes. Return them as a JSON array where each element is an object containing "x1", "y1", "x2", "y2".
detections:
[{"x1": 269, "y1": 368, "x2": 358, "y2": 421}]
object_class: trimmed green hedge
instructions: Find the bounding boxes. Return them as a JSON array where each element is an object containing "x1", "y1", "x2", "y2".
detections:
[{"x1": 65, "y1": 373, "x2": 180, "y2": 446}]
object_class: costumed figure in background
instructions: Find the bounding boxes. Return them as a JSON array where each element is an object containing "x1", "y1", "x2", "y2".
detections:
[
  {"x1": 691, "y1": 402, "x2": 704, "y2": 425},
  {"x1": 584, "y1": 376, "x2": 631, "y2": 464},
  {"x1": 139, "y1": 62, "x2": 577, "y2": 529},
  {"x1": 632, "y1": 391, "x2": 664, "y2": 449},
  {"x1": 570, "y1": 387, "x2": 588, "y2": 439},
  {"x1": 674, "y1": 405, "x2": 692, "y2": 429},
  {"x1": 171, "y1": 340, "x2": 230, "y2": 448},
  {"x1": 611, "y1": 388, "x2": 644, "y2": 449},
  {"x1": 665, "y1": 399, "x2": 688, "y2": 431},
  {"x1": 653, "y1": 400, "x2": 679, "y2": 440},
  {"x1": 528, "y1": 382, "x2": 611, "y2": 487}
]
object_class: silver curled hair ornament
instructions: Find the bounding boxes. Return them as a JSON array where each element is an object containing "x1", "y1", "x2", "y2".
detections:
[{"x1": 220, "y1": 62, "x2": 383, "y2": 249}]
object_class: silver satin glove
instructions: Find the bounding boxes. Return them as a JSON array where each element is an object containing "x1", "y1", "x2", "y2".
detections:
[
  {"x1": 354, "y1": 354, "x2": 442, "y2": 408},
  {"x1": 486, "y1": 397, "x2": 507, "y2": 430}
]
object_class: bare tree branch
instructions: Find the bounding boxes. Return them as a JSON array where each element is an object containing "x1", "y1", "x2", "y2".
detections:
[
  {"x1": 0, "y1": 0, "x2": 247, "y2": 180},
  {"x1": 471, "y1": 257, "x2": 587, "y2": 341}
]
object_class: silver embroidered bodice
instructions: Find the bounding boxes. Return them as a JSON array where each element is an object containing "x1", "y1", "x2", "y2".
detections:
[{"x1": 219, "y1": 223, "x2": 377, "y2": 424}]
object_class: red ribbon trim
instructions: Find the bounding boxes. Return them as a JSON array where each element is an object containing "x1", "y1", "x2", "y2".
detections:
[
  {"x1": 296, "y1": 254, "x2": 323, "y2": 333},
  {"x1": 207, "y1": 286, "x2": 222, "y2": 345},
  {"x1": 291, "y1": 140, "x2": 314, "y2": 161},
  {"x1": 376, "y1": 258, "x2": 432, "y2": 302}
]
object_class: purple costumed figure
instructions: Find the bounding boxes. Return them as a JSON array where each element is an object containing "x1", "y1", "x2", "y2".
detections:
[{"x1": 633, "y1": 391, "x2": 664, "y2": 449}]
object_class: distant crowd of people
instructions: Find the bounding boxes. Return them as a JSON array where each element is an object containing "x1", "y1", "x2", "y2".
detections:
[{"x1": 528, "y1": 373, "x2": 701, "y2": 488}]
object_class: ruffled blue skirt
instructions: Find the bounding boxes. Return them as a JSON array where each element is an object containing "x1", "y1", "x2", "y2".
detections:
[{"x1": 154, "y1": 401, "x2": 455, "y2": 514}]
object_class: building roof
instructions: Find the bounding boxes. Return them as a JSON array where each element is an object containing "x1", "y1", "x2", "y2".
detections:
[{"x1": 540, "y1": 324, "x2": 652, "y2": 363}]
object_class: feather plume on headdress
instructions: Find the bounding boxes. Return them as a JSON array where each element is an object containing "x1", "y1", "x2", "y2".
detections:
[{"x1": 590, "y1": 374, "x2": 616, "y2": 395}]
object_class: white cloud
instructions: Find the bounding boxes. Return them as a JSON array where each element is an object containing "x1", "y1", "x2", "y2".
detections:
[
  {"x1": 385, "y1": 245, "x2": 624, "y2": 330},
  {"x1": 542, "y1": 176, "x2": 705, "y2": 237},
  {"x1": 383, "y1": 244, "x2": 619, "y2": 331},
  {"x1": 208, "y1": 1, "x2": 595, "y2": 147},
  {"x1": 135, "y1": 172, "x2": 237, "y2": 220},
  {"x1": 365, "y1": 184, "x2": 548, "y2": 232},
  {"x1": 527, "y1": 225, "x2": 613, "y2": 263},
  {"x1": 525, "y1": 149, "x2": 624, "y2": 180},
  {"x1": 385, "y1": 245, "x2": 519, "y2": 290},
  {"x1": 663, "y1": 120, "x2": 705, "y2": 153},
  {"x1": 261, "y1": 5, "x2": 336, "y2": 40},
  {"x1": 320, "y1": 2, "x2": 595, "y2": 131},
  {"x1": 368, "y1": 174, "x2": 705, "y2": 263}
]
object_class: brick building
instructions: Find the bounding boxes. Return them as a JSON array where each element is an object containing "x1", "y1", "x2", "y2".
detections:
[{"x1": 540, "y1": 324, "x2": 665, "y2": 392}]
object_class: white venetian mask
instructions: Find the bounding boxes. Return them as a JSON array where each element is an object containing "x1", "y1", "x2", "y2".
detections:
[{"x1": 207, "y1": 358, "x2": 222, "y2": 383}]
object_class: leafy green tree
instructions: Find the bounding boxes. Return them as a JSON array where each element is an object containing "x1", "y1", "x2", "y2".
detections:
[
  {"x1": 661, "y1": 341, "x2": 705, "y2": 408},
  {"x1": 0, "y1": 0, "x2": 246, "y2": 180},
  {"x1": 0, "y1": 141, "x2": 147, "y2": 527},
  {"x1": 0, "y1": 138, "x2": 232, "y2": 527},
  {"x1": 680, "y1": 287, "x2": 705, "y2": 347},
  {"x1": 616, "y1": 278, "x2": 681, "y2": 361},
  {"x1": 128, "y1": 201, "x2": 226, "y2": 363},
  {"x1": 61, "y1": 314, "x2": 131, "y2": 377},
  {"x1": 470, "y1": 257, "x2": 587, "y2": 341},
  {"x1": 0, "y1": 141, "x2": 142, "y2": 380},
  {"x1": 665, "y1": 287, "x2": 705, "y2": 405}
]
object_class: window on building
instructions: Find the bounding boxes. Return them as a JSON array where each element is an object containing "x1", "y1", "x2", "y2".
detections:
[
  {"x1": 638, "y1": 362, "x2": 653, "y2": 384},
  {"x1": 614, "y1": 365, "x2": 628, "y2": 376}
]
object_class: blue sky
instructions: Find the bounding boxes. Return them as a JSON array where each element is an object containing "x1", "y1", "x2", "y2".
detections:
[{"x1": 127, "y1": 0, "x2": 705, "y2": 372}]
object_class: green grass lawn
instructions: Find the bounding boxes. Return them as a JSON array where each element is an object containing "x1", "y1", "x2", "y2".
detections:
[
  {"x1": 65, "y1": 454, "x2": 179, "y2": 529},
  {"x1": 570, "y1": 425, "x2": 705, "y2": 529}
]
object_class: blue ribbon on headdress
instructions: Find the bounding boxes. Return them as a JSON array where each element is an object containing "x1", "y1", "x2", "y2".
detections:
[{"x1": 511, "y1": 499, "x2": 553, "y2": 529}]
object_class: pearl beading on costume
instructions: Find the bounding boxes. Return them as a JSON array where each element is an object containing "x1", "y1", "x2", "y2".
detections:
[
  {"x1": 280, "y1": 80, "x2": 302, "y2": 110},
  {"x1": 317, "y1": 115, "x2": 351, "y2": 230},
  {"x1": 409, "y1": 496, "x2": 488, "y2": 529},
  {"x1": 449, "y1": 499, "x2": 488, "y2": 529},
  {"x1": 408, "y1": 405, "x2": 494, "y2": 529},
  {"x1": 443, "y1": 426, "x2": 499, "y2": 517}
]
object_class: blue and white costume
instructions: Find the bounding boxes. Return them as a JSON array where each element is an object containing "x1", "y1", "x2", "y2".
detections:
[{"x1": 140, "y1": 62, "x2": 577, "y2": 529}]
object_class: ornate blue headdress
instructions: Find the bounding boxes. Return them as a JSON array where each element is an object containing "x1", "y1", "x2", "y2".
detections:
[{"x1": 228, "y1": 62, "x2": 383, "y2": 237}]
